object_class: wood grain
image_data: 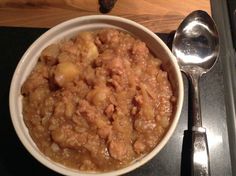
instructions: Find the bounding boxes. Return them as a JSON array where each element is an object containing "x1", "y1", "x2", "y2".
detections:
[{"x1": 0, "y1": 0, "x2": 211, "y2": 33}]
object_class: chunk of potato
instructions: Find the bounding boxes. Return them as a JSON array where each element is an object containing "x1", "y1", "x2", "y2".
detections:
[
  {"x1": 54, "y1": 62, "x2": 80, "y2": 87},
  {"x1": 108, "y1": 140, "x2": 128, "y2": 161},
  {"x1": 92, "y1": 88, "x2": 108, "y2": 105},
  {"x1": 134, "y1": 139, "x2": 146, "y2": 154},
  {"x1": 58, "y1": 52, "x2": 76, "y2": 63},
  {"x1": 84, "y1": 42, "x2": 99, "y2": 63},
  {"x1": 40, "y1": 44, "x2": 59, "y2": 65},
  {"x1": 142, "y1": 103, "x2": 155, "y2": 120},
  {"x1": 77, "y1": 32, "x2": 94, "y2": 42},
  {"x1": 159, "y1": 116, "x2": 169, "y2": 128},
  {"x1": 75, "y1": 32, "x2": 98, "y2": 64},
  {"x1": 65, "y1": 100, "x2": 75, "y2": 118},
  {"x1": 86, "y1": 86, "x2": 110, "y2": 106}
]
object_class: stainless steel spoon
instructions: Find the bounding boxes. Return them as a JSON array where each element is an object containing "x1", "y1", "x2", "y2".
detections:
[{"x1": 172, "y1": 10, "x2": 220, "y2": 176}]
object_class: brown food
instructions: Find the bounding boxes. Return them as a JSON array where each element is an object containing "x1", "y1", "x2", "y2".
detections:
[{"x1": 21, "y1": 29, "x2": 175, "y2": 171}]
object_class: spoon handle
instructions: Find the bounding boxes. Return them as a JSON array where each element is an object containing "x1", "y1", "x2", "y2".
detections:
[
  {"x1": 188, "y1": 70, "x2": 202, "y2": 127},
  {"x1": 191, "y1": 127, "x2": 211, "y2": 176},
  {"x1": 188, "y1": 71, "x2": 211, "y2": 176}
]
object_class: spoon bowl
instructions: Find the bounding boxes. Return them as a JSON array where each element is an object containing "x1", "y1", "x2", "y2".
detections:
[{"x1": 172, "y1": 10, "x2": 219, "y2": 73}]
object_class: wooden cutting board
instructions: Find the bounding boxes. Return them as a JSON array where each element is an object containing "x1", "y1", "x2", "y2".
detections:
[{"x1": 0, "y1": 0, "x2": 210, "y2": 33}]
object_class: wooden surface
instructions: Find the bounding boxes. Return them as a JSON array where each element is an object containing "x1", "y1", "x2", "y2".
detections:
[{"x1": 0, "y1": 0, "x2": 211, "y2": 33}]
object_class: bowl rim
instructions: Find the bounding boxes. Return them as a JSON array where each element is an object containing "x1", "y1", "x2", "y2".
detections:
[{"x1": 9, "y1": 15, "x2": 184, "y2": 176}]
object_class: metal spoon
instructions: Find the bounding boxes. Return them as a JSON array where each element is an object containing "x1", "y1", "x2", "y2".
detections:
[{"x1": 172, "y1": 10, "x2": 220, "y2": 176}]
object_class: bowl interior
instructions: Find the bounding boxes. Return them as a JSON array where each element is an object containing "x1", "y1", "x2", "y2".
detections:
[{"x1": 9, "y1": 15, "x2": 183, "y2": 176}]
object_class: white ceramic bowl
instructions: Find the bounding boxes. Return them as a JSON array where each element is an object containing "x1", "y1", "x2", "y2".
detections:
[{"x1": 9, "y1": 15, "x2": 184, "y2": 176}]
